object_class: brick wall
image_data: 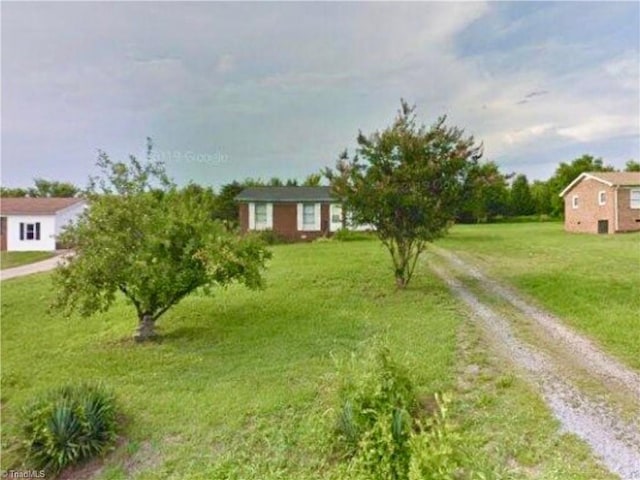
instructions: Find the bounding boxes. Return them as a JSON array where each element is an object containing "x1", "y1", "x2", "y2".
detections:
[
  {"x1": 238, "y1": 202, "x2": 332, "y2": 241},
  {"x1": 564, "y1": 178, "x2": 616, "y2": 234},
  {"x1": 616, "y1": 188, "x2": 640, "y2": 232}
]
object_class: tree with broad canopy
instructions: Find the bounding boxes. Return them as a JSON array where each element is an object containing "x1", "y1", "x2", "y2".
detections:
[
  {"x1": 52, "y1": 141, "x2": 271, "y2": 342},
  {"x1": 325, "y1": 100, "x2": 482, "y2": 288}
]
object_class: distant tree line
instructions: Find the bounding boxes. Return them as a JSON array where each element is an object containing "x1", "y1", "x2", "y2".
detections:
[
  {"x1": 3, "y1": 156, "x2": 637, "y2": 225},
  {"x1": 457, "y1": 155, "x2": 640, "y2": 223}
]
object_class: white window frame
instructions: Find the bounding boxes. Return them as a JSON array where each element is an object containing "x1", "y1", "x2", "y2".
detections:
[
  {"x1": 248, "y1": 202, "x2": 273, "y2": 230},
  {"x1": 297, "y1": 202, "x2": 321, "y2": 231},
  {"x1": 630, "y1": 189, "x2": 640, "y2": 209},
  {"x1": 598, "y1": 190, "x2": 606, "y2": 206},
  {"x1": 572, "y1": 195, "x2": 579, "y2": 209}
]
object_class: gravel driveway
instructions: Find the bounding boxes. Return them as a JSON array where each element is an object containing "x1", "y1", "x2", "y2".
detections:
[{"x1": 430, "y1": 247, "x2": 640, "y2": 480}]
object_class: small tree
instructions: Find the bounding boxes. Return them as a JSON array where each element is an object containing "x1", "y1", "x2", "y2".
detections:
[
  {"x1": 326, "y1": 101, "x2": 482, "y2": 288},
  {"x1": 52, "y1": 143, "x2": 271, "y2": 342}
]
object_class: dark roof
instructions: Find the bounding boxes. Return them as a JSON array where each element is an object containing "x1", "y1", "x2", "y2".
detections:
[
  {"x1": 235, "y1": 186, "x2": 334, "y2": 202},
  {"x1": 0, "y1": 197, "x2": 86, "y2": 215}
]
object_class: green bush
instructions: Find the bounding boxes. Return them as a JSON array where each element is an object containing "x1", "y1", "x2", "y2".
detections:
[
  {"x1": 20, "y1": 383, "x2": 118, "y2": 474},
  {"x1": 334, "y1": 345, "x2": 478, "y2": 480},
  {"x1": 332, "y1": 229, "x2": 376, "y2": 242},
  {"x1": 255, "y1": 229, "x2": 290, "y2": 245},
  {"x1": 334, "y1": 345, "x2": 417, "y2": 479}
]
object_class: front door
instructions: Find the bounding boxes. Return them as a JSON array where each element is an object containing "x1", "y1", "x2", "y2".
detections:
[
  {"x1": 0, "y1": 217, "x2": 7, "y2": 251},
  {"x1": 597, "y1": 220, "x2": 609, "y2": 234}
]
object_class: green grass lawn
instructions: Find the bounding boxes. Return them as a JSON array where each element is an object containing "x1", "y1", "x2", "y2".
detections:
[
  {"x1": 0, "y1": 251, "x2": 54, "y2": 270},
  {"x1": 436, "y1": 222, "x2": 640, "y2": 369},
  {"x1": 0, "y1": 240, "x2": 611, "y2": 479}
]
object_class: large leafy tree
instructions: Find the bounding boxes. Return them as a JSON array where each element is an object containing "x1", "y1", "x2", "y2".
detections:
[
  {"x1": 52, "y1": 144, "x2": 271, "y2": 342},
  {"x1": 459, "y1": 161, "x2": 509, "y2": 223},
  {"x1": 509, "y1": 174, "x2": 535, "y2": 216},
  {"x1": 29, "y1": 178, "x2": 79, "y2": 197},
  {"x1": 326, "y1": 101, "x2": 482, "y2": 288}
]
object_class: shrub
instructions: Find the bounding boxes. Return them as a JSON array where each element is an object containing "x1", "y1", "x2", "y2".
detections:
[
  {"x1": 334, "y1": 345, "x2": 478, "y2": 480},
  {"x1": 334, "y1": 345, "x2": 417, "y2": 479},
  {"x1": 332, "y1": 229, "x2": 376, "y2": 242},
  {"x1": 255, "y1": 229, "x2": 289, "y2": 245},
  {"x1": 408, "y1": 394, "x2": 463, "y2": 480},
  {"x1": 20, "y1": 383, "x2": 118, "y2": 474}
]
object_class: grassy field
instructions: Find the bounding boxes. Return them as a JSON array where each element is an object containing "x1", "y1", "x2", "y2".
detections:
[
  {"x1": 436, "y1": 222, "x2": 640, "y2": 369},
  {"x1": 0, "y1": 251, "x2": 54, "y2": 270},
  {"x1": 1, "y1": 240, "x2": 612, "y2": 479}
]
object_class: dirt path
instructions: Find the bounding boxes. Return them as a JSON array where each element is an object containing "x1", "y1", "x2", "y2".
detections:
[
  {"x1": 429, "y1": 247, "x2": 640, "y2": 480},
  {"x1": 0, "y1": 251, "x2": 71, "y2": 281}
]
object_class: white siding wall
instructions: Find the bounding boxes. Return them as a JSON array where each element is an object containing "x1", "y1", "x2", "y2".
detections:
[
  {"x1": 55, "y1": 201, "x2": 87, "y2": 235},
  {"x1": 7, "y1": 215, "x2": 56, "y2": 251}
]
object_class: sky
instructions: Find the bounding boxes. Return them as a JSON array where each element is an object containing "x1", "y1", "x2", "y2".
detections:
[{"x1": 2, "y1": 1, "x2": 639, "y2": 189}]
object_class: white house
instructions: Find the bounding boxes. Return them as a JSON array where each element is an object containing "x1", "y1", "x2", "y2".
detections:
[{"x1": 0, "y1": 197, "x2": 87, "y2": 251}]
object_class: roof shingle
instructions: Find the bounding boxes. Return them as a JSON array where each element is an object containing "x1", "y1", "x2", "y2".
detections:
[
  {"x1": 235, "y1": 186, "x2": 334, "y2": 202},
  {"x1": 0, "y1": 197, "x2": 86, "y2": 215}
]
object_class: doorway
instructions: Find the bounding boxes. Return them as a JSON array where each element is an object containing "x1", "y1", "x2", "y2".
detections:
[{"x1": 597, "y1": 220, "x2": 609, "y2": 234}]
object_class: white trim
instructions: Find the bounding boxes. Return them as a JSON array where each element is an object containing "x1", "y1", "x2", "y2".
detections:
[
  {"x1": 572, "y1": 195, "x2": 579, "y2": 209},
  {"x1": 296, "y1": 203, "x2": 303, "y2": 231},
  {"x1": 559, "y1": 172, "x2": 614, "y2": 197},
  {"x1": 248, "y1": 202, "x2": 256, "y2": 230},
  {"x1": 266, "y1": 203, "x2": 274, "y2": 229},
  {"x1": 630, "y1": 188, "x2": 640, "y2": 209},
  {"x1": 598, "y1": 190, "x2": 606, "y2": 206}
]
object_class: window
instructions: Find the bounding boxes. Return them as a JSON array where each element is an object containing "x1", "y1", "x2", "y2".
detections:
[
  {"x1": 19, "y1": 222, "x2": 41, "y2": 241},
  {"x1": 331, "y1": 205, "x2": 342, "y2": 224},
  {"x1": 572, "y1": 195, "x2": 579, "y2": 209},
  {"x1": 631, "y1": 189, "x2": 640, "y2": 209},
  {"x1": 303, "y1": 203, "x2": 316, "y2": 228},
  {"x1": 254, "y1": 203, "x2": 267, "y2": 225},
  {"x1": 598, "y1": 191, "x2": 606, "y2": 206}
]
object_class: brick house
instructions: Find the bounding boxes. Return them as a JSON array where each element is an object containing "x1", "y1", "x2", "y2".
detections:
[
  {"x1": 0, "y1": 197, "x2": 87, "y2": 251},
  {"x1": 559, "y1": 172, "x2": 640, "y2": 234},
  {"x1": 236, "y1": 186, "x2": 371, "y2": 241}
]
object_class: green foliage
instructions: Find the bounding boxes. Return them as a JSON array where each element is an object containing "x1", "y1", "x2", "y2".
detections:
[
  {"x1": 20, "y1": 384, "x2": 118, "y2": 474},
  {"x1": 335, "y1": 344, "x2": 417, "y2": 479},
  {"x1": 624, "y1": 160, "x2": 640, "y2": 172},
  {"x1": 335, "y1": 344, "x2": 474, "y2": 480},
  {"x1": 459, "y1": 161, "x2": 510, "y2": 223},
  {"x1": 0, "y1": 187, "x2": 29, "y2": 197},
  {"x1": 303, "y1": 173, "x2": 323, "y2": 186},
  {"x1": 509, "y1": 174, "x2": 535, "y2": 216},
  {"x1": 214, "y1": 181, "x2": 245, "y2": 227},
  {"x1": 408, "y1": 395, "x2": 465, "y2": 480},
  {"x1": 52, "y1": 141, "x2": 271, "y2": 341},
  {"x1": 326, "y1": 100, "x2": 482, "y2": 288},
  {"x1": 29, "y1": 178, "x2": 80, "y2": 198},
  {"x1": 0, "y1": 178, "x2": 79, "y2": 198},
  {"x1": 255, "y1": 229, "x2": 290, "y2": 245},
  {"x1": 332, "y1": 229, "x2": 376, "y2": 242}
]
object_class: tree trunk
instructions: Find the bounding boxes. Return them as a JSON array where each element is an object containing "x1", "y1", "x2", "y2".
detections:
[
  {"x1": 134, "y1": 314, "x2": 157, "y2": 342},
  {"x1": 395, "y1": 274, "x2": 407, "y2": 289}
]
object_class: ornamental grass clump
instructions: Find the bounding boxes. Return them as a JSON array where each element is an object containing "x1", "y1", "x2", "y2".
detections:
[{"x1": 20, "y1": 383, "x2": 118, "y2": 474}]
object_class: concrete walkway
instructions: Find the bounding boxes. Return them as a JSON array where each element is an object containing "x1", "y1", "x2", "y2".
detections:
[{"x1": 0, "y1": 252, "x2": 70, "y2": 281}]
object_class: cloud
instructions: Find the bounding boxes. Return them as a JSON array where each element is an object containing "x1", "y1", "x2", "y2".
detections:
[{"x1": 1, "y1": 2, "x2": 638, "y2": 187}]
